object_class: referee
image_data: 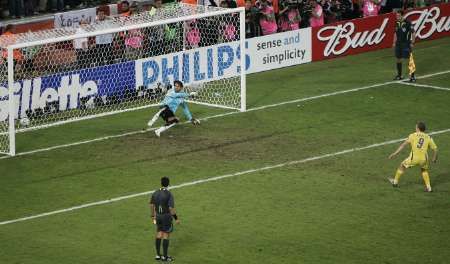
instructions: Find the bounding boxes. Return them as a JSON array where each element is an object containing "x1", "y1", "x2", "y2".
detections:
[
  {"x1": 393, "y1": 10, "x2": 416, "y2": 82},
  {"x1": 150, "y1": 177, "x2": 180, "y2": 262}
]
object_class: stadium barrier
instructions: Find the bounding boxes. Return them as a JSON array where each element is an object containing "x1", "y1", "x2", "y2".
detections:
[
  {"x1": 0, "y1": 62, "x2": 135, "y2": 122},
  {"x1": 245, "y1": 28, "x2": 312, "y2": 74},
  {"x1": 312, "y1": 3, "x2": 450, "y2": 61},
  {"x1": 405, "y1": 4, "x2": 450, "y2": 41}
]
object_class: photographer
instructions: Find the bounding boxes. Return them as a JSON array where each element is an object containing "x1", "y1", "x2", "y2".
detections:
[
  {"x1": 245, "y1": 0, "x2": 261, "y2": 38},
  {"x1": 297, "y1": 0, "x2": 313, "y2": 27},
  {"x1": 361, "y1": 0, "x2": 380, "y2": 17},
  {"x1": 278, "y1": 0, "x2": 301, "y2": 31},
  {"x1": 323, "y1": 0, "x2": 345, "y2": 23},
  {"x1": 256, "y1": 0, "x2": 278, "y2": 35},
  {"x1": 309, "y1": 0, "x2": 324, "y2": 27},
  {"x1": 340, "y1": 0, "x2": 354, "y2": 20},
  {"x1": 323, "y1": 0, "x2": 335, "y2": 23}
]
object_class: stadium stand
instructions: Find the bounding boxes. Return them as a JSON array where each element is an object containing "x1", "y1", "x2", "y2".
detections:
[{"x1": 0, "y1": 0, "x2": 448, "y2": 35}]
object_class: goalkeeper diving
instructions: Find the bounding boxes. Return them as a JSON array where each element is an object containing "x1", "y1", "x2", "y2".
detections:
[{"x1": 147, "y1": 80, "x2": 200, "y2": 137}]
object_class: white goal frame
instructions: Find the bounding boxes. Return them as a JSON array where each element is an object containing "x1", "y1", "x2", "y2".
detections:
[{"x1": 2, "y1": 5, "x2": 246, "y2": 156}]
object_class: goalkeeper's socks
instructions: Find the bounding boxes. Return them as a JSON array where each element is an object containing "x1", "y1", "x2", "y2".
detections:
[
  {"x1": 148, "y1": 108, "x2": 164, "y2": 127},
  {"x1": 155, "y1": 123, "x2": 177, "y2": 137},
  {"x1": 396, "y1": 62, "x2": 402, "y2": 77},
  {"x1": 163, "y1": 239, "x2": 170, "y2": 257},
  {"x1": 155, "y1": 238, "x2": 162, "y2": 256}
]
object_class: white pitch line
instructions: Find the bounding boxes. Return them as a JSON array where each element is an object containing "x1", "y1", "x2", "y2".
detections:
[
  {"x1": 1, "y1": 128, "x2": 450, "y2": 226},
  {"x1": 1, "y1": 69, "x2": 450, "y2": 161},
  {"x1": 399, "y1": 82, "x2": 450, "y2": 91},
  {"x1": 0, "y1": 129, "x2": 152, "y2": 160},
  {"x1": 417, "y1": 70, "x2": 450, "y2": 79},
  {"x1": 247, "y1": 81, "x2": 395, "y2": 112}
]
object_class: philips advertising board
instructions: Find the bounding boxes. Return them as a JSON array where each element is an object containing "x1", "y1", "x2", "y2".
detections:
[
  {"x1": 135, "y1": 42, "x2": 245, "y2": 88},
  {"x1": 246, "y1": 27, "x2": 312, "y2": 74},
  {"x1": 135, "y1": 27, "x2": 312, "y2": 88}
]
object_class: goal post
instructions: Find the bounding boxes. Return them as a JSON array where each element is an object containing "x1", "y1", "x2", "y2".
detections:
[
  {"x1": 0, "y1": 46, "x2": 14, "y2": 156},
  {"x1": 7, "y1": 46, "x2": 16, "y2": 156},
  {"x1": 239, "y1": 8, "x2": 246, "y2": 112},
  {"x1": 0, "y1": 4, "x2": 246, "y2": 156}
]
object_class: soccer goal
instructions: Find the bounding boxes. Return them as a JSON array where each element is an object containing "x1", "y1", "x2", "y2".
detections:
[{"x1": 0, "y1": 3, "x2": 246, "y2": 156}]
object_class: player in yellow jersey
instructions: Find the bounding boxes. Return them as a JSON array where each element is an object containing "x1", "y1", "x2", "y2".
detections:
[{"x1": 388, "y1": 122, "x2": 438, "y2": 192}]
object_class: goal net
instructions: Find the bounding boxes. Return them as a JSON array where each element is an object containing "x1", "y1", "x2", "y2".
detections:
[{"x1": 0, "y1": 3, "x2": 246, "y2": 156}]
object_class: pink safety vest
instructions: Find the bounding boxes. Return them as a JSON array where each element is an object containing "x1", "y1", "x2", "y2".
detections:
[
  {"x1": 362, "y1": 0, "x2": 380, "y2": 17},
  {"x1": 309, "y1": 4, "x2": 324, "y2": 28}
]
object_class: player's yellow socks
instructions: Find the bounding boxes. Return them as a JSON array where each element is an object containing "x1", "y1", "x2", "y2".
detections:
[
  {"x1": 394, "y1": 169, "x2": 404, "y2": 184},
  {"x1": 421, "y1": 171, "x2": 431, "y2": 189}
]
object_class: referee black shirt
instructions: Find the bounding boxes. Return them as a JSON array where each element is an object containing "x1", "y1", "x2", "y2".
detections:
[
  {"x1": 151, "y1": 188, "x2": 175, "y2": 216},
  {"x1": 395, "y1": 20, "x2": 414, "y2": 45}
]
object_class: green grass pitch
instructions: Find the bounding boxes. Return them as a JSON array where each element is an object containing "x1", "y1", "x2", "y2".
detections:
[{"x1": 1, "y1": 37, "x2": 450, "y2": 264}]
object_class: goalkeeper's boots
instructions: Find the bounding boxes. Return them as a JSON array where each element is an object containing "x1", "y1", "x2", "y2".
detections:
[
  {"x1": 393, "y1": 75, "x2": 403, "y2": 81},
  {"x1": 161, "y1": 256, "x2": 174, "y2": 262},
  {"x1": 155, "y1": 128, "x2": 162, "y2": 137},
  {"x1": 155, "y1": 255, "x2": 162, "y2": 261},
  {"x1": 409, "y1": 76, "x2": 417, "y2": 83}
]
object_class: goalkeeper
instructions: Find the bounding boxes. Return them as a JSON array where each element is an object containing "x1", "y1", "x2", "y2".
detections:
[{"x1": 147, "y1": 80, "x2": 200, "y2": 137}]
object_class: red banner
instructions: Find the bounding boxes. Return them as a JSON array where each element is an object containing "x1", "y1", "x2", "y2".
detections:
[
  {"x1": 312, "y1": 13, "x2": 395, "y2": 61},
  {"x1": 405, "y1": 4, "x2": 450, "y2": 41},
  {"x1": 312, "y1": 3, "x2": 450, "y2": 61}
]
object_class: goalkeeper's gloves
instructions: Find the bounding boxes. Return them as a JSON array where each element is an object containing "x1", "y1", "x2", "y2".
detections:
[
  {"x1": 191, "y1": 118, "x2": 201, "y2": 125},
  {"x1": 189, "y1": 91, "x2": 198, "y2": 97}
]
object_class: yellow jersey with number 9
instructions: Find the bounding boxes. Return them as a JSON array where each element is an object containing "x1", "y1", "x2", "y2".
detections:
[{"x1": 407, "y1": 132, "x2": 437, "y2": 161}]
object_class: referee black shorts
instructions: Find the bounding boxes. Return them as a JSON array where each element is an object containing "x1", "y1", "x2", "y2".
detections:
[
  {"x1": 156, "y1": 214, "x2": 173, "y2": 233},
  {"x1": 395, "y1": 43, "x2": 411, "y2": 59}
]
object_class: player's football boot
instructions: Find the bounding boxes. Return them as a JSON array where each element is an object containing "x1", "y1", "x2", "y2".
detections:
[
  {"x1": 388, "y1": 178, "x2": 399, "y2": 187},
  {"x1": 161, "y1": 256, "x2": 174, "y2": 262},
  {"x1": 393, "y1": 75, "x2": 403, "y2": 80}
]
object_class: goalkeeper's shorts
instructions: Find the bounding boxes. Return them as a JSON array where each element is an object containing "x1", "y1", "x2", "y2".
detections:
[{"x1": 160, "y1": 106, "x2": 178, "y2": 125}]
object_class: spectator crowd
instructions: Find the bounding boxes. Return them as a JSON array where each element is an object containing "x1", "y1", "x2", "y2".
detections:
[
  {"x1": 1, "y1": 0, "x2": 448, "y2": 29},
  {"x1": 243, "y1": 0, "x2": 449, "y2": 38},
  {"x1": 1, "y1": 0, "x2": 448, "y2": 20},
  {"x1": 2, "y1": 0, "x2": 107, "y2": 19}
]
